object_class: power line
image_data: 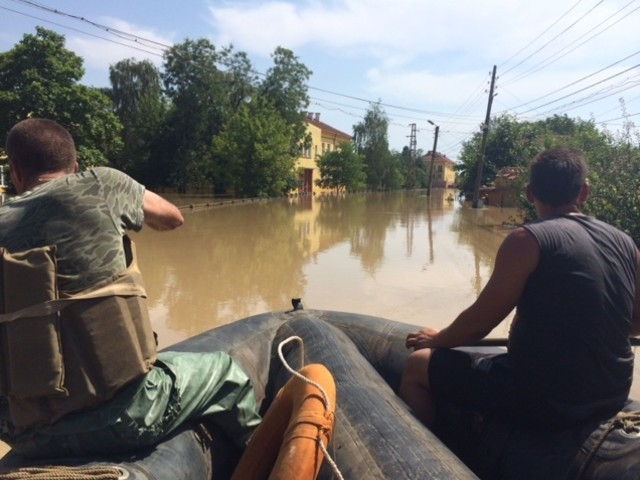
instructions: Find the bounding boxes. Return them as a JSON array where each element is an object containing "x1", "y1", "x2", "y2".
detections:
[
  {"x1": 5, "y1": 0, "x2": 637, "y2": 158},
  {"x1": 598, "y1": 111, "x2": 640, "y2": 123},
  {"x1": 0, "y1": 5, "x2": 163, "y2": 57},
  {"x1": 11, "y1": 0, "x2": 170, "y2": 50},
  {"x1": 499, "y1": 0, "x2": 584, "y2": 71},
  {"x1": 500, "y1": 0, "x2": 605, "y2": 78},
  {"x1": 4, "y1": 0, "x2": 487, "y2": 124},
  {"x1": 496, "y1": 48, "x2": 640, "y2": 115},
  {"x1": 516, "y1": 61, "x2": 640, "y2": 115},
  {"x1": 503, "y1": 0, "x2": 640, "y2": 87},
  {"x1": 533, "y1": 74, "x2": 640, "y2": 117}
]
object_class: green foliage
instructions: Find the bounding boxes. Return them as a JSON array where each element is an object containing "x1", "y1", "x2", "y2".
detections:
[
  {"x1": 212, "y1": 97, "x2": 296, "y2": 197},
  {"x1": 316, "y1": 141, "x2": 367, "y2": 192},
  {"x1": 459, "y1": 111, "x2": 640, "y2": 244},
  {"x1": 0, "y1": 27, "x2": 122, "y2": 168},
  {"x1": 107, "y1": 59, "x2": 167, "y2": 181},
  {"x1": 160, "y1": 39, "x2": 229, "y2": 191},
  {"x1": 353, "y1": 103, "x2": 404, "y2": 189},
  {"x1": 397, "y1": 147, "x2": 428, "y2": 189},
  {"x1": 456, "y1": 114, "x2": 542, "y2": 196},
  {"x1": 259, "y1": 47, "x2": 312, "y2": 154},
  {"x1": 581, "y1": 122, "x2": 640, "y2": 244}
]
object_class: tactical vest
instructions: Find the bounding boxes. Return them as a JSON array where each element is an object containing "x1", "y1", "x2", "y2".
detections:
[{"x1": 0, "y1": 237, "x2": 157, "y2": 431}]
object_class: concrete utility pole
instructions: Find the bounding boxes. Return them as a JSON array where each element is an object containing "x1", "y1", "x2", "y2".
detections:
[
  {"x1": 426, "y1": 121, "x2": 439, "y2": 197},
  {"x1": 472, "y1": 65, "x2": 497, "y2": 209}
]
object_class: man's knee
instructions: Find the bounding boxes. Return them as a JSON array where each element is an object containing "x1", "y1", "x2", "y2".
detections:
[{"x1": 403, "y1": 348, "x2": 433, "y2": 388}]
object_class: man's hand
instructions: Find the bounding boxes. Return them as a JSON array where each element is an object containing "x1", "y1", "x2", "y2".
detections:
[{"x1": 405, "y1": 327, "x2": 440, "y2": 350}]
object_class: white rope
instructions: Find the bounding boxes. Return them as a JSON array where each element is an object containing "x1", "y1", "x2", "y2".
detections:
[{"x1": 277, "y1": 336, "x2": 344, "y2": 480}]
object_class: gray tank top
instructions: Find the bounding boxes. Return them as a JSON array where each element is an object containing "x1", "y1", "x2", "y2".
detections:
[{"x1": 509, "y1": 214, "x2": 637, "y2": 421}]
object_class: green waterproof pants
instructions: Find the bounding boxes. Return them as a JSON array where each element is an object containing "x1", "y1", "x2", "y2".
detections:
[{"x1": 1, "y1": 351, "x2": 262, "y2": 458}]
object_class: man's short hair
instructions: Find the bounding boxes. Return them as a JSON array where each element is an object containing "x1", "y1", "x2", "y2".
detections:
[
  {"x1": 529, "y1": 148, "x2": 587, "y2": 207},
  {"x1": 6, "y1": 118, "x2": 77, "y2": 181}
]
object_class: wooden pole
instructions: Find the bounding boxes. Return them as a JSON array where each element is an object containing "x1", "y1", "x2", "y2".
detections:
[{"x1": 472, "y1": 65, "x2": 497, "y2": 209}]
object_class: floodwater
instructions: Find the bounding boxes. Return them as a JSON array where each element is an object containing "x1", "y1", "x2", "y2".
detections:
[
  {"x1": 131, "y1": 189, "x2": 521, "y2": 348},
  {"x1": 132, "y1": 188, "x2": 640, "y2": 400}
]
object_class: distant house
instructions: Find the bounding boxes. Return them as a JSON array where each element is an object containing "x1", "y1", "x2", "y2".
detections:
[
  {"x1": 419, "y1": 151, "x2": 457, "y2": 188},
  {"x1": 480, "y1": 166, "x2": 521, "y2": 207},
  {"x1": 296, "y1": 113, "x2": 352, "y2": 195}
]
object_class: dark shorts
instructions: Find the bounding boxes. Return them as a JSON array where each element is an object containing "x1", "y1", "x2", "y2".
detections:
[
  {"x1": 427, "y1": 349, "x2": 619, "y2": 479},
  {"x1": 429, "y1": 348, "x2": 574, "y2": 429}
]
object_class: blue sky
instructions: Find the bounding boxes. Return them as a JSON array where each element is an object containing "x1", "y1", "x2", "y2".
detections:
[{"x1": 1, "y1": 0, "x2": 639, "y2": 161}]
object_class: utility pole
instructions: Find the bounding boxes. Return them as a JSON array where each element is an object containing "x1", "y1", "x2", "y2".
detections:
[
  {"x1": 472, "y1": 65, "x2": 497, "y2": 209},
  {"x1": 408, "y1": 124, "x2": 417, "y2": 189},
  {"x1": 426, "y1": 124, "x2": 439, "y2": 197}
]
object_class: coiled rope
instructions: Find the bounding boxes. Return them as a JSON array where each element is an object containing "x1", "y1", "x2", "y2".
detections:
[
  {"x1": 576, "y1": 410, "x2": 640, "y2": 480},
  {"x1": 277, "y1": 336, "x2": 344, "y2": 480},
  {"x1": 0, "y1": 465, "x2": 126, "y2": 480}
]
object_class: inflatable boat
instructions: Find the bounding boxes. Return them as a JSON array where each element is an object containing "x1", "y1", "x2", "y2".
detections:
[{"x1": 1, "y1": 308, "x2": 639, "y2": 479}]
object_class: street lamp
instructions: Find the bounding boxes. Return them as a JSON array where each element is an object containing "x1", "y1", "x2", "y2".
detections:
[{"x1": 426, "y1": 120, "x2": 440, "y2": 197}]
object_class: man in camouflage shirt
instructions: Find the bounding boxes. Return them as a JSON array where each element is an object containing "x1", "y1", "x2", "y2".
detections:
[{"x1": 0, "y1": 118, "x2": 261, "y2": 457}]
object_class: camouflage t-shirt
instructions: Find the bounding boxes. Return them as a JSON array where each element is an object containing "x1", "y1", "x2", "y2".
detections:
[{"x1": 0, "y1": 167, "x2": 145, "y2": 293}]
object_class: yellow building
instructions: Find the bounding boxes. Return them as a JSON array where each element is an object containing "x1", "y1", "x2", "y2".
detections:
[
  {"x1": 296, "y1": 113, "x2": 352, "y2": 195},
  {"x1": 420, "y1": 151, "x2": 457, "y2": 188}
]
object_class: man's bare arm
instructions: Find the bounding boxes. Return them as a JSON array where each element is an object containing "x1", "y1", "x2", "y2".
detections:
[
  {"x1": 143, "y1": 190, "x2": 184, "y2": 231},
  {"x1": 407, "y1": 227, "x2": 539, "y2": 349}
]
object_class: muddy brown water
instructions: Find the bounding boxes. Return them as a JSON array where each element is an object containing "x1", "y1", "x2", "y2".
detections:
[
  {"x1": 0, "y1": 189, "x2": 638, "y2": 458},
  {"x1": 131, "y1": 190, "x2": 516, "y2": 347},
  {"x1": 131, "y1": 189, "x2": 640, "y2": 400}
]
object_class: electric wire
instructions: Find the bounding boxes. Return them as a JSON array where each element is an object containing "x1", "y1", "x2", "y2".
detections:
[
  {"x1": 11, "y1": 0, "x2": 170, "y2": 50},
  {"x1": 503, "y1": 1, "x2": 640, "y2": 87},
  {"x1": 495, "y1": 48, "x2": 640, "y2": 115},
  {"x1": 0, "y1": 0, "x2": 504, "y2": 158},
  {"x1": 499, "y1": 0, "x2": 584, "y2": 71},
  {"x1": 516, "y1": 62, "x2": 640, "y2": 115},
  {"x1": 500, "y1": 0, "x2": 605, "y2": 77},
  {"x1": 533, "y1": 75, "x2": 640, "y2": 118},
  {"x1": 4, "y1": 0, "x2": 638, "y2": 158},
  {"x1": 0, "y1": 5, "x2": 163, "y2": 57}
]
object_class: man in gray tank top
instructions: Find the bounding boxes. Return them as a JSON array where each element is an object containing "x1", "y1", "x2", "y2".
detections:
[{"x1": 399, "y1": 148, "x2": 640, "y2": 476}]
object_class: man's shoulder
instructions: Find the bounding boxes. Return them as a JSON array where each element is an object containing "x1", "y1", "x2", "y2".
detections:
[{"x1": 87, "y1": 166, "x2": 135, "y2": 183}]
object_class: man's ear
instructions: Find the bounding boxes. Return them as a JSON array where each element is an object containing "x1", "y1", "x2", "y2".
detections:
[
  {"x1": 577, "y1": 182, "x2": 589, "y2": 205},
  {"x1": 525, "y1": 183, "x2": 534, "y2": 203},
  {"x1": 9, "y1": 161, "x2": 24, "y2": 193}
]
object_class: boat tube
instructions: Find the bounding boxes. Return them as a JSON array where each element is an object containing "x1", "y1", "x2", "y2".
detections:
[{"x1": 1, "y1": 308, "x2": 640, "y2": 479}]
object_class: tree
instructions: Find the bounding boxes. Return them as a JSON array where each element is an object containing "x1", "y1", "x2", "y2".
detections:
[
  {"x1": 218, "y1": 46, "x2": 258, "y2": 112},
  {"x1": 316, "y1": 141, "x2": 367, "y2": 192},
  {"x1": 0, "y1": 27, "x2": 122, "y2": 168},
  {"x1": 161, "y1": 39, "x2": 232, "y2": 191},
  {"x1": 457, "y1": 111, "x2": 640, "y2": 245},
  {"x1": 259, "y1": 47, "x2": 312, "y2": 154},
  {"x1": 212, "y1": 97, "x2": 297, "y2": 198},
  {"x1": 107, "y1": 59, "x2": 167, "y2": 181},
  {"x1": 353, "y1": 103, "x2": 403, "y2": 189},
  {"x1": 456, "y1": 114, "x2": 543, "y2": 196}
]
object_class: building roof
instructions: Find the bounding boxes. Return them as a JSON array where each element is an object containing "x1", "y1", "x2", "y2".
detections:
[
  {"x1": 305, "y1": 113, "x2": 352, "y2": 140},
  {"x1": 495, "y1": 166, "x2": 521, "y2": 181},
  {"x1": 419, "y1": 152, "x2": 456, "y2": 166}
]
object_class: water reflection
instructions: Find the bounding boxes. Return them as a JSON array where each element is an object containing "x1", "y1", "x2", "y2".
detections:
[{"x1": 132, "y1": 189, "x2": 520, "y2": 349}]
